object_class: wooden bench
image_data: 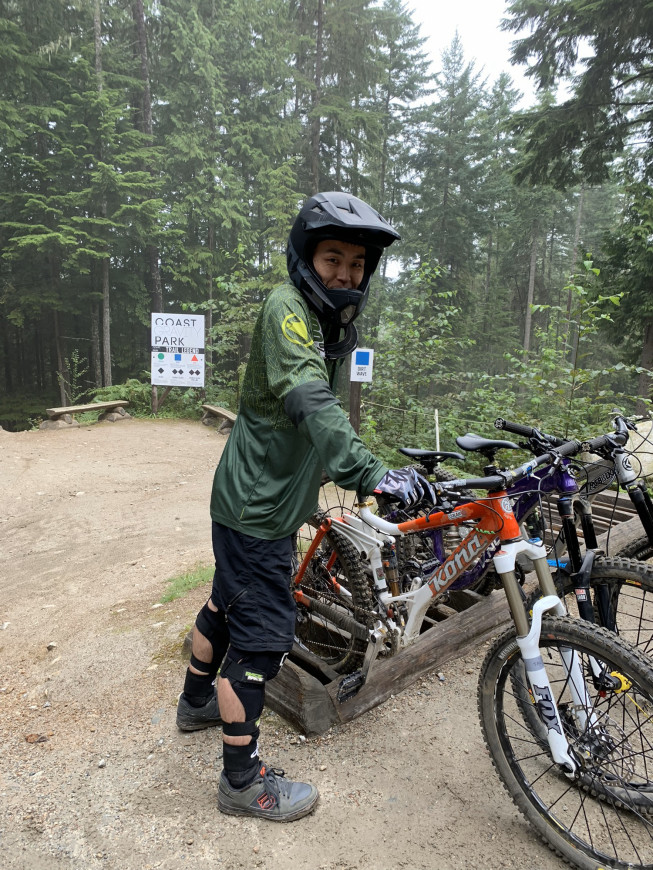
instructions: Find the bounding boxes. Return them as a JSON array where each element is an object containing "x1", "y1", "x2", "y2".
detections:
[
  {"x1": 201, "y1": 404, "x2": 236, "y2": 431},
  {"x1": 40, "y1": 400, "x2": 130, "y2": 430}
]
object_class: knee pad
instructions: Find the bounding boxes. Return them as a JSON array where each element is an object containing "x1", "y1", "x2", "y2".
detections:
[
  {"x1": 219, "y1": 649, "x2": 286, "y2": 724},
  {"x1": 192, "y1": 601, "x2": 229, "y2": 677}
]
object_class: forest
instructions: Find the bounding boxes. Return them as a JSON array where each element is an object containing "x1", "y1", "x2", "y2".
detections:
[{"x1": 1, "y1": 0, "x2": 652, "y2": 456}]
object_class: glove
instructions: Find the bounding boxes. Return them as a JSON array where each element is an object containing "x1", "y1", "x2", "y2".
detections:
[{"x1": 373, "y1": 466, "x2": 435, "y2": 509}]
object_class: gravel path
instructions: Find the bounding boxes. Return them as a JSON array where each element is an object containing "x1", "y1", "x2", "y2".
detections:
[{"x1": 0, "y1": 420, "x2": 565, "y2": 869}]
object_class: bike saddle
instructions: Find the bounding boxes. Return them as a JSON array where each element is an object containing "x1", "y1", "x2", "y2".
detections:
[
  {"x1": 456, "y1": 433, "x2": 520, "y2": 453},
  {"x1": 398, "y1": 447, "x2": 465, "y2": 464}
]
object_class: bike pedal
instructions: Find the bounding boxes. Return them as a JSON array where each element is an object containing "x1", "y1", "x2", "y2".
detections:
[{"x1": 337, "y1": 670, "x2": 366, "y2": 703}]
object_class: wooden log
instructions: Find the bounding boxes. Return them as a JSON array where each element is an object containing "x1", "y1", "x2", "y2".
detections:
[
  {"x1": 596, "y1": 513, "x2": 649, "y2": 554},
  {"x1": 265, "y1": 659, "x2": 339, "y2": 737}
]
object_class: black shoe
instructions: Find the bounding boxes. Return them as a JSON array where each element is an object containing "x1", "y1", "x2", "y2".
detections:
[
  {"x1": 176, "y1": 692, "x2": 223, "y2": 731},
  {"x1": 218, "y1": 765, "x2": 319, "y2": 821}
]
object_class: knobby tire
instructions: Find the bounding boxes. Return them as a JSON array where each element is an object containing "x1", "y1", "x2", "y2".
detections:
[
  {"x1": 479, "y1": 615, "x2": 653, "y2": 869},
  {"x1": 293, "y1": 510, "x2": 374, "y2": 674},
  {"x1": 615, "y1": 534, "x2": 653, "y2": 564}
]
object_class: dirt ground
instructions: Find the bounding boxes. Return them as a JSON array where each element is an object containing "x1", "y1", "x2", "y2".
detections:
[{"x1": 0, "y1": 418, "x2": 566, "y2": 870}]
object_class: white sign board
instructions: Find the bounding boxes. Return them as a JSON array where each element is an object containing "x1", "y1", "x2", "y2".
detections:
[
  {"x1": 151, "y1": 313, "x2": 205, "y2": 388},
  {"x1": 350, "y1": 347, "x2": 374, "y2": 382}
]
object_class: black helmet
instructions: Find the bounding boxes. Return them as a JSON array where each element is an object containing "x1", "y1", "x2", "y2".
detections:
[{"x1": 287, "y1": 191, "x2": 400, "y2": 358}]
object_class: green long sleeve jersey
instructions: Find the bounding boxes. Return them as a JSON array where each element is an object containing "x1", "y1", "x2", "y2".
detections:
[{"x1": 210, "y1": 281, "x2": 388, "y2": 540}]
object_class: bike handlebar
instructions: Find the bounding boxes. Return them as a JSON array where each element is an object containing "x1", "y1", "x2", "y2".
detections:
[
  {"x1": 359, "y1": 438, "x2": 582, "y2": 534},
  {"x1": 437, "y1": 438, "x2": 581, "y2": 494},
  {"x1": 496, "y1": 415, "x2": 631, "y2": 456},
  {"x1": 581, "y1": 416, "x2": 629, "y2": 453},
  {"x1": 494, "y1": 417, "x2": 566, "y2": 447}
]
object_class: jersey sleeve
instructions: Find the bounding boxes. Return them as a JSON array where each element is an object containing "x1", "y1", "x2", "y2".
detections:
[
  {"x1": 297, "y1": 401, "x2": 388, "y2": 494},
  {"x1": 262, "y1": 286, "x2": 388, "y2": 494}
]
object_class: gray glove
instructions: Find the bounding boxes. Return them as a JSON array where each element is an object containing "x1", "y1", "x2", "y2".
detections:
[{"x1": 374, "y1": 466, "x2": 435, "y2": 509}]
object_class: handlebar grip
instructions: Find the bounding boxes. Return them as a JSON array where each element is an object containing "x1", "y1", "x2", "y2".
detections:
[
  {"x1": 556, "y1": 438, "x2": 581, "y2": 457},
  {"x1": 581, "y1": 432, "x2": 628, "y2": 453},
  {"x1": 494, "y1": 418, "x2": 536, "y2": 438},
  {"x1": 495, "y1": 417, "x2": 567, "y2": 448},
  {"x1": 439, "y1": 474, "x2": 507, "y2": 492}
]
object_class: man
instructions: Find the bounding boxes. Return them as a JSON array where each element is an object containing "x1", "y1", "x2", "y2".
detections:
[{"x1": 176, "y1": 191, "x2": 433, "y2": 821}]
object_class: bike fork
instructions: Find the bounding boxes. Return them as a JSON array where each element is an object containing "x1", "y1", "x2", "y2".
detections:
[{"x1": 495, "y1": 542, "x2": 583, "y2": 775}]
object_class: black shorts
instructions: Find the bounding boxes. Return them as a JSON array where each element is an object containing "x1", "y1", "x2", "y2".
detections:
[{"x1": 210, "y1": 522, "x2": 296, "y2": 652}]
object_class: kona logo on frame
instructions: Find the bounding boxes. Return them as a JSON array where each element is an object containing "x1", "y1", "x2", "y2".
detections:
[{"x1": 427, "y1": 532, "x2": 486, "y2": 595}]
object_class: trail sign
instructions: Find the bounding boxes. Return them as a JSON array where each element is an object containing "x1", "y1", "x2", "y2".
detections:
[
  {"x1": 350, "y1": 348, "x2": 374, "y2": 382},
  {"x1": 151, "y1": 313, "x2": 205, "y2": 388}
]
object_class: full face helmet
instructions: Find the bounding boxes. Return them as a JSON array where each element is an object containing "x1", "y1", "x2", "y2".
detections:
[{"x1": 287, "y1": 191, "x2": 400, "y2": 358}]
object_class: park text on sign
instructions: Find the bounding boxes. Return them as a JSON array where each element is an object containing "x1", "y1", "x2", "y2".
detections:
[
  {"x1": 151, "y1": 313, "x2": 205, "y2": 388},
  {"x1": 350, "y1": 348, "x2": 374, "y2": 383}
]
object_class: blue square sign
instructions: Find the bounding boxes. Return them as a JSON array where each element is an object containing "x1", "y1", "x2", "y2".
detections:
[
  {"x1": 174, "y1": 353, "x2": 182, "y2": 361},
  {"x1": 350, "y1": 347, "x2": 374, "y2": 382}
]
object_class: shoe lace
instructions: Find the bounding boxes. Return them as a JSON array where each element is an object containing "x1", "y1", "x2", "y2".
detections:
[{"x1": 261, "y1": 766, "x2": 292, "y2": 800}]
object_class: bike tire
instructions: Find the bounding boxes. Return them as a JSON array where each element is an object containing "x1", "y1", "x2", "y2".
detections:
[
  {"x1": 293, "y1": 510, "x2": 374, "y2": 674},
  {"x1": 479, "y1": 615, "x2": 653, "y2": 869},
  {"x1": 529, "y1": 556, "x2": 653, "y2": 657},
  {"x1": 614, "y1": 533, "x2": 653, "y2": 563}
]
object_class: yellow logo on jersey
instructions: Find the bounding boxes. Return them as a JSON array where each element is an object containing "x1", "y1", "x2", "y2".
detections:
[{"x1": 282, "y1": 313, "x2": 313, "y2": 347}]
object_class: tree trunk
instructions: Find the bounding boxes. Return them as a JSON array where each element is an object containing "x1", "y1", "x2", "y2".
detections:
[
  {"x1": 379, "y1": 74, "x2": 392, "y2": 210},
  {"x1": 90, "y1": 301, "x2": 102, "y2": 387},
  {"x1": 636, "y1": 319, "x2": 653, "y2": 414},
  {"x1": 310, "y1": 0, "x2": 323, "y2": 194},
  {"x1": 1, "y1": 314, "x2": 13, "y2": 394},
  {"x1": 53, "y1": 309, "x2": 69, "y2": 405},
  {"x1": 484, "y1": 231, "x2": 493, "y2": 298},
  {"x1": 101, "y1": 256, "x2": 112, "y2": 386},
  {"x1": 94, "y1": 0, "x2": 112, "y2": 387},
  {"x1": 132, "y1": 0, "x2": 163, "y2": 313},
  {"x1": 564, "y1": 186, "x2": 585, "y2": 355},
  {"x1": 523, "y1": 225, "x2": 538, "y2": 354},
  {"x1": 94, "y1": 0, "x2": 102, "y2": 89}
]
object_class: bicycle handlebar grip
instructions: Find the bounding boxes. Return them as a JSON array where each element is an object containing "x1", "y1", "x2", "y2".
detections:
[
  {"x1": 581, "y1": 433, "x2": 615, "y2": 453},
  {"x1": 494, "y1": 418, "x2": 535, "y2": 438},
  {"x1": 556, "y1": 438, "x2": 582, "y2": 457},
  {"x1": 443, "y1": 474, "x2": 506, "y2": 492},
  {"x1": 495, "y1": 417, "x2": 566, "y2": 448}
]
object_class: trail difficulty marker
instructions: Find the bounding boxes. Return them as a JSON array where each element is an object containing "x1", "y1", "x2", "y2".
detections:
[{"x1": 151, "y1": 314, "x2": 205, "y2": 388}]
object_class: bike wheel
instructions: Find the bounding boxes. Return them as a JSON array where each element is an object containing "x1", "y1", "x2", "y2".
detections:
[
  {"x1": 293, "y1": 511, "x2": 374, "y2": 674},
  {"x1": 615, "y1": 534, "x2": 653, "y2": 563},
  {"x1": 479, "y1": 615, "x2": 653, "y2": 869}
]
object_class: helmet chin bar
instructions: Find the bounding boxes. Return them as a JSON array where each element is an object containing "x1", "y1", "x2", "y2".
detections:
[
  {"x1": 301, "y1": 268, "x2": 367, "y2": 328},
  {"x1": 338, "y1": 304, "x2": 357, "y2": 325}
]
